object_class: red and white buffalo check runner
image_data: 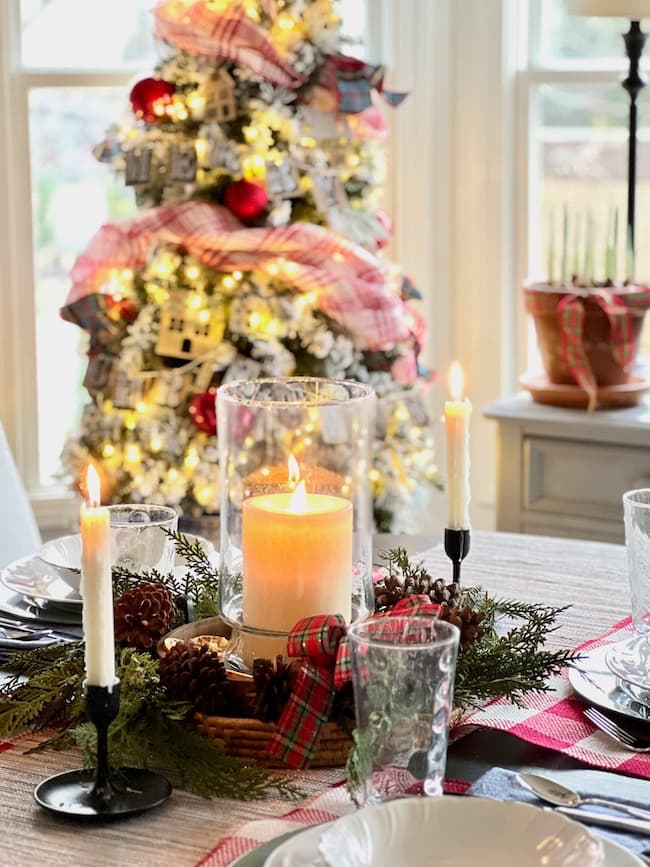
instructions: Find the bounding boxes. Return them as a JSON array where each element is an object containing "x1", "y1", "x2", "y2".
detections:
[{"x1": 463, "y1": 616, "x2": 650, "y2": 778}]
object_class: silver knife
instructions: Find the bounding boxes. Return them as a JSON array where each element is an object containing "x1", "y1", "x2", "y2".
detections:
[{"x1": 557, "y1": 805, "x2": 650, "y2": 835}]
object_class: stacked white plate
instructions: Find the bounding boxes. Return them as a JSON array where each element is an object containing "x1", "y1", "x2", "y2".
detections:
[
  {"x1": 258, "y1": 797, "x2": 642, "y2": 867},
  {"x1": 0, "y1": 533, "x2": 217, "y2": 620},
  {"x1": 605, "y1": 635, "x2": 650, "y2": 705}
]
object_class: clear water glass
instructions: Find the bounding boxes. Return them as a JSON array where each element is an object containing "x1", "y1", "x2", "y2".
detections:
[
  {"x1": 623, "y1": 489, "x2": 650, "y2": 635},
  {"x1": 107, "y1": 504, "x2": 178, "y2": 574},
  {"x1": 347, "y1": 616, "x2": 459, "y2": 806}
]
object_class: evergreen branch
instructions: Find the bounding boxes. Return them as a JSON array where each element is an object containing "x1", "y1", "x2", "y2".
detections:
[
  {"x1": 111, "y1": 530, "x2": 220, "y2": 620},
  {"x1": 0, "y1": 644, "x2": 86, "y2": 738},
  {"x1": 0, "y1": 642, "x2": 297, "y2": 801}
]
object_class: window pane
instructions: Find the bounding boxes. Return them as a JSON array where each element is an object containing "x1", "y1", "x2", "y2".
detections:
[
  {"x1": 20, "y1": 0, "x2": 156, "y2": 69},
  {"x1": 29, "y1": 88, "x2": 137, "y2": 487},
  {"x1": 535, "y1": 82, "x2": 650, "y2": 356},
  {"x1": 538, "y1": 0, "x2": 635, "y2": 65},
  {"x1": 338, "y1": 0, "x2": 368, "y2": 58}
]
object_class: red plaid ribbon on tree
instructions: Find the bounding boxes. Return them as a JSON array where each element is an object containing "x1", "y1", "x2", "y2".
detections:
[
  {"x1": 153, "y1": 1, "x2": 305, "y2": 89},
  {"x1": 525, "y1": 288, "x2": 648, "y2": 412},
  {"x1": 269, "y1": 596, "x2": 439, "y2": 769},
  {"x1": 62, "y1": 200, "x2": 420, "y2": 352}
]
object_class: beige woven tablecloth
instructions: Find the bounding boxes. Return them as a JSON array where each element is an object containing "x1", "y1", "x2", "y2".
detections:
[{"x1": 0, "y1": 531, "x2": 629, "y2": 867}]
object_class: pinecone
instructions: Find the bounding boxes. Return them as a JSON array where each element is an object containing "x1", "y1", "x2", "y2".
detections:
[
  {"x1": 159, "y1": 640, "x2": 233, "y2": 715},
  {"x1": 250, "y1": 655, "x2": 300, "y2": 722},
  {"x1": 375, "y1": 572, "x2": 461, "y2": 614},
  {"x1": 114, "y1": 581, "x2": 176, "y2": 649},
  {"x1": 428, "y1": 578, "x2": 461, "y2": 609},
  {"x1": 374, "y1": 574, "x2": 409, "y2": 612},
  {"x1": 438, "y1": 602, "x2": 485, "y2": 652}
]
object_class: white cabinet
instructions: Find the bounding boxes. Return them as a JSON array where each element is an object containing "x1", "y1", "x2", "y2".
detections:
[{"x1": 483, "y1": 394, "x2": 650, "y2": 543}]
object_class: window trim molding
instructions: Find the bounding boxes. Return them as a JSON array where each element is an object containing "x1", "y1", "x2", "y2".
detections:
[{"x1": 0, "y1": 1, "x2": 144, "y2": 531}]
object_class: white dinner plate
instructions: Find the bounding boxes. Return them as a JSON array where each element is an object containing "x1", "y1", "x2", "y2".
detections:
[
  {"x1": 569, "y1": 644, "x2": 650, "y2": 722},
  {"x1": 264, "y1": 797, "x2": 610, "y2": 867},
  {"x1": 1, "y1": 533, "x2": 219, "y2": 607}
]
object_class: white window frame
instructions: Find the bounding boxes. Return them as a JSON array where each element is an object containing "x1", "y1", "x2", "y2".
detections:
[
  {"x1": 0, "y1": 1, "x2": 142, "y2": 531},
  {"x1": 519, "y1": 0, "x2": 641, "y2": 366}
]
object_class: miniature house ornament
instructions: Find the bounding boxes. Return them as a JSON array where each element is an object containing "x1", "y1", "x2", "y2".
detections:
[
  {"x1": 203, "y1": 68, "x2": 237, "y2": 123},
  {"x1": 155, "y1": 290, "x2": 225, "y2": 361}
]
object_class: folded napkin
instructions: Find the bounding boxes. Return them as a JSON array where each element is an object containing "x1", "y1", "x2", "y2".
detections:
[
  {"x1": 0, "y1": 634, "x2": 69, "y2": 652},
  {"x1": 469, "y1": 767, "x2": 650, "y2": 857}
]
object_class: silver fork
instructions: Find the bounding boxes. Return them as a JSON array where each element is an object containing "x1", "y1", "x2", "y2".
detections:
[{"x1": 584, "y1": 706, "x2": 650, "y2": 752}]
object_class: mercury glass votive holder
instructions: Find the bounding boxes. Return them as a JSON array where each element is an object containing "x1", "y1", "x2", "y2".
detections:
[{"x1": 217, "y1": 377, "x2": 376, "y2": 666}]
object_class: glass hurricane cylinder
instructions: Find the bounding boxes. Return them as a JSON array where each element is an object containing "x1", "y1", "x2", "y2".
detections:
[{"x1": 217, "y1": 378, "x2": 376, "y2": 666}]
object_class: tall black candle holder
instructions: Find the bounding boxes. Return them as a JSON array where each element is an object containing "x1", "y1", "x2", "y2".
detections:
[
  {"x1": 34, "y1": 680, "x2": 171, "y2": 820},
  {"x1": 444, "y1": 528, "x2": 471, "y2": 585}
]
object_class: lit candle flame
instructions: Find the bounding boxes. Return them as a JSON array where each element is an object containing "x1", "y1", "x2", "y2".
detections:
[
  {"x1": 289, "y1": 480, "x2": 307, "y2": 512},
  {"x1": 86, "y1": 465, "x2": 101, "y2": 508},
  {"x1": 287, "y1": 453, "x2": 300, "y2": 488},
  {"x1": 449, "y1": 362, "x2": 464, "y2": 401}
]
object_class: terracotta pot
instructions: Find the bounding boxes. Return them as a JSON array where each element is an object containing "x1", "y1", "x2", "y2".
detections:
[{"x1": 524, "y1": 282, "x2": 650, "y2": 387}]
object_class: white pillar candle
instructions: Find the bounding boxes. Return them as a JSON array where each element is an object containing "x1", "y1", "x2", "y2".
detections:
[
  {"x1": 444, "y1": 362, "x2": 472, "y2": 530},
  {"x1": 242, "y1": 456, "x2": 353, "y2": 632},
  {"x1": 80, "y1": 465, "x2": 116, "y2": 687}
]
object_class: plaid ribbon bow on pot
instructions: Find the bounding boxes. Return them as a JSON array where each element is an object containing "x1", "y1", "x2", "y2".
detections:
[
  {"x1": 268, "y1": 595, "x2": 439, "y2": 769},
  {"x1": 557, "y1": 289, "x2": 633, "y2": 412},
  {"x1": 524, "y1": 286, "x2": 647, "y2": 412}
]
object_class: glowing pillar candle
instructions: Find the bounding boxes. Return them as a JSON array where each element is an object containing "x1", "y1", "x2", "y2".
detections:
[
  {"x1": 80, "y1": 465, "x2": 115, "y2": 687},
  {"x1": 242, "y1": 458, "x2": 353, "y2": 633},
  {"x1": 444, "y1": 362, "x2": 472, "y2": 530}
]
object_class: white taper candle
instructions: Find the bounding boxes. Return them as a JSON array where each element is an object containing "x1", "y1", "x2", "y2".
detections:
[
  {"x1": 80, "y1": 465, "x2": 115, "y2": 687},
  {"x1": 445, "y1": 362, "x2": 472, "y2": 530}
]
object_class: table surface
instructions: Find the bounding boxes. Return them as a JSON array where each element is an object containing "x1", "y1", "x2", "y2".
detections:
[{"x1": 0, "y1": 531, "x2": 636, "y2": 867}]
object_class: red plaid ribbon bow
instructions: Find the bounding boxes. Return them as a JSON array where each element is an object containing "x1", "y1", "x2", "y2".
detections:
[
  {"x1": 268, "y1": 595, "x2": 438, "y2": 769},
  {"x1": 556, "y1": 290, "x2": 632, "y2": 412},
  {"x1": 318, "y1": 53, "x2": 408, "y2": 114},
  {"x1": 153, "y1": 1, "x2": 305, "y2": 89}
]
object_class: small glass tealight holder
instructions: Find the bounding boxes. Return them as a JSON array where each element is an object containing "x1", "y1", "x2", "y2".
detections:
[{"x1": 217, "y1": 377, "x2": 376, "y2": 668}]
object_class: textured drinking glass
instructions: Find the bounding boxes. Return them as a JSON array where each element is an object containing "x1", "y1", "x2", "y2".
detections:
[
  {"x1": 348, "y1": 616, "x2": 459, "y2": 806},
  {"x1": 217, "y1": 377, "x2": 376, "y2": 668},
  {"x1": 623, "y1": 489, "x2": 650, "y2": 635},
  {"x1": 107, "y1": 504, "x2": 178, "y2": 574}
]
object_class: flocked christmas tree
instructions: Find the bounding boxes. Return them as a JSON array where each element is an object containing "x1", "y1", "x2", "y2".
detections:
[{"x1": 60, "y1": 0, "x2": 440, "y2": 532}]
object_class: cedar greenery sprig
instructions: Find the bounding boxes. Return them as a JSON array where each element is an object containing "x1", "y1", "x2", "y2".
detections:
[
  {"x1": 453, "y1": 596, "x2": 577, "y2": 710},
  {"x1": 376, "y1": 550, "x2": 579, "y2": 710},
  {"x1": 0, "y1": 642, "x2": 85, "y2": 738},
  {"x1": 0, "y1": 644, "x2": 299, "y2": 801},
  {"x1": 111, "y1": 530, "x2": 220, "y2": 619}
]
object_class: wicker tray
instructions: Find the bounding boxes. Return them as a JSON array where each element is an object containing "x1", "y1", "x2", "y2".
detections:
[
  {"x1": 195, "y1": 714, "x2": 352, "y2": 768},
  {"x1": 161, "y1": 618, "x2": 464, "y2": 769},
  {"x1": 195, "y1": 707, "x2": 464, "y2": 769}
]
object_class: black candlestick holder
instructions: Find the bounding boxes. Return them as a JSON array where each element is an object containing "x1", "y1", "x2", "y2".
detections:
[
  {"x1": 34, "y1": 679, "x2": 171, "y2": 820},
  {"x1": 444, "y1": 527, "x2": 471, "y2": 585}
]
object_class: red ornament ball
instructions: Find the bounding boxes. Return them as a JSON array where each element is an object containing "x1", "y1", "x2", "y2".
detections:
[
  {"x1": 189, "y1": 389, "x2": 217, "y2": 436},
  {"x1": 224, "y1": 180, "x2": 269, "y2": 223},
  {"x1": 130, "y1": 77, "x2": 175, "y2": 123}
]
